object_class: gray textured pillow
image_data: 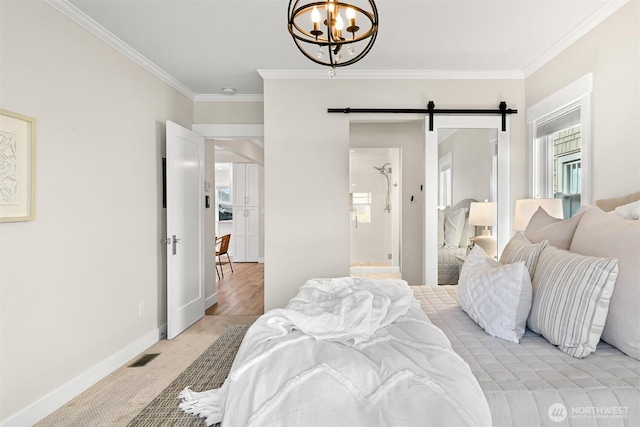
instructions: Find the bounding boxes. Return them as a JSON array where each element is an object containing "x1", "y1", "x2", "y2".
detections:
[
  {"x1": 570, "y1": 205, "x2": 640, "y2": 360},
  {"x1": 524, "y1": 206, "x2": 585, "y2": 250},
  {"x1": 528, "y1": 246, "x2": 618, "y2": 359},
  {"x1": 499, "y1": 232, "x2": 548, "y2": 279},
  {"x1": 443, "y1": 207, "x2": 467, "y2": 248}
]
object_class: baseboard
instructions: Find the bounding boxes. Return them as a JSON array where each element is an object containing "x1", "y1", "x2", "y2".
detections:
[
  {"x1": 257, "y1": 257, "x2": 264, "y2": 263},
  {"x1": 205, "y1": 292, "x2": 218, "y2": 310},
  {"x1": 158, "y1": 323, "x2": 167, "y2": 340},
  {"x1": 0, "y1": 327, "x2": 161, "y2": 427}
]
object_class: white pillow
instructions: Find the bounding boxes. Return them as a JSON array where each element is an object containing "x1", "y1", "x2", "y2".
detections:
[
  {"x1": 458, "y1": 245, "x2": 532, "y2": 343},
  {"x1": 528, "y1": 246, "x2": 618, "y2": 359},
  {"x1": 443, "y1": 207, "x2": 467, "y2": 248},
  {"x1": 614, "y1": 199, "x2": 640, "y2": 220}
]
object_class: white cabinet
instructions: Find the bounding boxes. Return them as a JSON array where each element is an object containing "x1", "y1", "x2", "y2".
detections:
[
  {"x1": 233, "y1": 163, "x2": 259, "y2": 207},
  {"x1": 232, "y1": 206, "x2": 260, "y2": 262},
  {"x1": 232, "y1": 163, "x2": 259, "y2": 262}
]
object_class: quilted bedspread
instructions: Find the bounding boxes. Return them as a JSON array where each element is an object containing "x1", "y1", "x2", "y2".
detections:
[
  {"x1": 180, "y1": 277, "x2": 492, "y2": 427},
  {"x1": 415, "y1": 285, "x2": 640, "y2": 427}
]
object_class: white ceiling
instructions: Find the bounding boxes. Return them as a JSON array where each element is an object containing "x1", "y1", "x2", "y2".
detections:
[{"x1": 62, "y1": 0, "x2": 622, "y2": 98}]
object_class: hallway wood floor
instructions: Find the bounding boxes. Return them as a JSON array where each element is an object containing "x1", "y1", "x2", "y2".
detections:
[{"x1": 206, "y1": 261, "x2": 264, "y2": 316}]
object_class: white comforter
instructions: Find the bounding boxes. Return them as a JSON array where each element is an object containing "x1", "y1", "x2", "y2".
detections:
[{"x1": 180, "y1": 277, "x2": 491, "y2": 427}]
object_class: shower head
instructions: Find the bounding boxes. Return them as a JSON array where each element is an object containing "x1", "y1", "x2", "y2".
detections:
[{"x1": 374, "y1": 163, "x2": 391, "y2": 175}]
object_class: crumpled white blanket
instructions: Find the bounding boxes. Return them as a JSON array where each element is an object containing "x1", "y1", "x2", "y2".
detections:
[
  {"x1": 259, "y1": 277, "x2": 414, "y2": 346},
  {"x1": 179, "y1": 277, "x2": 491, "y2": 427}
]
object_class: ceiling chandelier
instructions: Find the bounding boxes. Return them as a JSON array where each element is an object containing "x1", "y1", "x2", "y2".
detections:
[{"x1": 287, "y1": 0, "x2": 379, "y2": 77}]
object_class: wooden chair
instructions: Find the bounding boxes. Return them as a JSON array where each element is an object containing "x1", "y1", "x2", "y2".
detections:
[{"x1": 215, "y1": 234, "x2": 234, "y2": 279}]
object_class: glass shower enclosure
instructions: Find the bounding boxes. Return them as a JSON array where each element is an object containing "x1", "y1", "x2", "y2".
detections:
[{"x1": 349, "y1": 148, "x2": 401, "y2": 278}]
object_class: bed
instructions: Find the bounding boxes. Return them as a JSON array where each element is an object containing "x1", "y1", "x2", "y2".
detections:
[
  {"x1": 415, "y1": 285, "x2": 640, "y2": 426},
  {"x1": 180, "y1": 277, "x2": 492, "y2": 426},
  {"x1": 438, "y1": 199, "x2": 476, "y2": 285}
]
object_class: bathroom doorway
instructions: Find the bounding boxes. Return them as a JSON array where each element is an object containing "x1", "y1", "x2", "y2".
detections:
[{"x1": 349, "y1": 148, "x2": 401, "y2": 279}]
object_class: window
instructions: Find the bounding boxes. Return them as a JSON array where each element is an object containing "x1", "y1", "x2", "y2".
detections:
[
  {"x1": 556, "y1": 150, "x2": 581, "y2": 217},
  {"x1": 438, "y1": 153, "x2": 452, "y2": 207},
  {"x1": 215, "y1": 162, "x2": 232, "y2": 221},
  {"x1": 527, "y1": 74, "x2": 592, "y2": 210}
]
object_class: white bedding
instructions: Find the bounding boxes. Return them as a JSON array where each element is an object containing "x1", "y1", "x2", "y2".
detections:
[
  {"x1": 180, "y1": 277, "x2": 492, "y2": 426},
  {"x1": 415, "y1": 285, "x2": 640, "y2": 427}
]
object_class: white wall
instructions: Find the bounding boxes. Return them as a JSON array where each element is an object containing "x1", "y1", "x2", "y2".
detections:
[
  {"x1": 263, "y1": 78, "x2": 526, "y2": 310},
  {"x1": 350, "y1": 122, "x2": 425, "y2": 283},
  {"x1": 194, "y1": 101, "x2": 264, "y2": 125},
  {"x1": 525, "y1": 1, "x2": 640, "y2": 200},
  {"x1": 0, "y1": 1, "x2": 193, "y2": 423}
]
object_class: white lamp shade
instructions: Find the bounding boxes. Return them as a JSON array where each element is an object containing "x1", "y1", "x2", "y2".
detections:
[
  {"x1": 513, "y1": 198, "x2": 564, "y2": 231},
  {"x1": 468, "y1": 202, "x2": 497, "y2": 227}
]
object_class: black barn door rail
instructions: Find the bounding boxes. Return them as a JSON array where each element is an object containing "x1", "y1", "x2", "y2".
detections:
[{"x1": 327, "y1": 101, "x2": 518, "y2": 131}]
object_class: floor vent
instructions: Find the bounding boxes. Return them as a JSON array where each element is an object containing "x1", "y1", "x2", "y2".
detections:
[{"x1": 129, "y1": 353, "x2": 160, "y2": 367}]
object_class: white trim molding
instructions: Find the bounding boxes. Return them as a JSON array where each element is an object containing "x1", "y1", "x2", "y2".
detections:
[
  {"x1": 257, "y1": 69, "x2": 524, "y2": 80},
  {"x1": 194, "y1": 94, "x2": 264, "y2": 102},
  {"x1": 523, "y1": 0, "x2": 630, "y2": 77},
  {"x1": 527, "y1": 74, "x2": 593, "y2": 122},
  {"x1": 526, "y1": 73, "x2": 593, "y2": 205},
  {"x1": 0, "y1": 328, "x2": 161, "y2": 427},
  {"x1": 192, "y1": 124, "x2": 264, "y2": 140},
  {"x1": 205, "y1": 292, "x2": 218, "y2": 310},
  {"x1": 44, "y1": 0, "x2": 196, "y2": 100}
]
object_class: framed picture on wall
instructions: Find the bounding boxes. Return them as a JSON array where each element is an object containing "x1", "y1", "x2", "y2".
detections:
[{"x1": 0, "y1": 109, "x2": 36, "y2": 222}]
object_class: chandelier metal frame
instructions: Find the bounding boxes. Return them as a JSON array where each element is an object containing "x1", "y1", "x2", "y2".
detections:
[{"x1": 287, "y1": 0, "x2": 379, "y2": 68}]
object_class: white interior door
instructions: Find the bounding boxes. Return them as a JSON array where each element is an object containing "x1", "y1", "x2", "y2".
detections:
[{"x1": 166, "y1": 121, "x2": 205, "y2": 339}]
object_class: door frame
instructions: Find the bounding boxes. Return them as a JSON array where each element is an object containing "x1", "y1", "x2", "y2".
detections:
[{"x1": 191, "y1": 123, "x2": 264, "y2": 305}]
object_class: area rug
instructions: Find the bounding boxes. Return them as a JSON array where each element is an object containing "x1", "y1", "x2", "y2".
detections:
[{"x1": 127, "y1": 324, "x2": 250, "y2": 427}]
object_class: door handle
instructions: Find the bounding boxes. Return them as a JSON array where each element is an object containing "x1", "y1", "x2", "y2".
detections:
[{"x1": 171, "y1": 235, "x2": 181, "y2": 255}]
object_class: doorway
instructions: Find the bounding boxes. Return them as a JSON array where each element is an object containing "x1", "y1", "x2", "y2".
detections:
[{"x1": 349, "y1": 148, "x2": 401, "y2": 279}]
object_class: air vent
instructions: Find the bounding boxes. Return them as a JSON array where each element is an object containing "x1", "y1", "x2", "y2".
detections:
[{"x1": 129, "y1": 353, "x2": 160, "y2": 368}]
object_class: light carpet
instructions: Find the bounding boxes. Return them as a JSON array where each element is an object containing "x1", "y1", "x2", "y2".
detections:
[{"x1": 127, "y1": 324, "x2": 249, "y2": 427}]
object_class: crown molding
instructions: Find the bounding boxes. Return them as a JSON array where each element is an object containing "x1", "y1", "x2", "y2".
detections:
[
  {"x1": 257, "y1": 69, "x2": 525, "y2": 80},
  {"x1": 44, "y1": 0, "x2": 196, "y2": 100},
  {"x1": 523, "y1": 0, "x2": 630, "y2": 77},
  {"x1": 194, "y1": 94, "x2": 264, "y2": 102}
]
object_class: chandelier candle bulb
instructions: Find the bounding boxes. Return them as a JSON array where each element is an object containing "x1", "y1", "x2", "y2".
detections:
[
  {"x1": 311, "y1": 6, "x2": 322, "y2": 37},
  {"x1": 346, "y1": 7, "x2": 359, "y2": 35},
  {"x1": 288, "y1": 0, "x2": 378, "y2": 69},
  {"x1": 335, "y1": 13, "x2": 344, "y2": 38}
]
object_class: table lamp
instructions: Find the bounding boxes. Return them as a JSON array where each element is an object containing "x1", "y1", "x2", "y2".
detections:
[{"x1": 469, "y1": 201, "x2": 497, "y2": 257}]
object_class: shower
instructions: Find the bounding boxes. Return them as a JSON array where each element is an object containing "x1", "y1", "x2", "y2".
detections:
[{"x1": 374, "y1": 163, "x2": 392, "y2": 213}]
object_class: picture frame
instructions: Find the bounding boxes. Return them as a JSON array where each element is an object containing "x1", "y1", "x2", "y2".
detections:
[{"x1": 0, "y1": 109, "x2": 36, "y2": 222}]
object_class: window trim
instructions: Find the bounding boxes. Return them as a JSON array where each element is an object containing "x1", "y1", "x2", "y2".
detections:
[{"x1": 527, "y1": 73, "x2": 593, "y2": 205}]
